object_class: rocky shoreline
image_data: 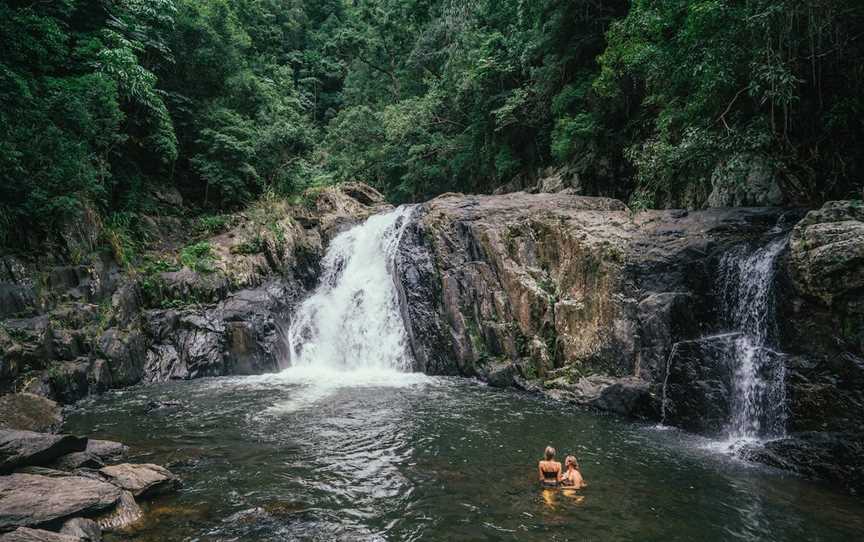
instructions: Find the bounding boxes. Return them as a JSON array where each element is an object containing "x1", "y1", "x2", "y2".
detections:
[{"x1": 0, "y1": 394, "x2": 179, "y2": 540}]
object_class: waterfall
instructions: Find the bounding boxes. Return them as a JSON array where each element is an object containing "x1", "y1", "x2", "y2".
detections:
[
  {"x1": 286, "y1": 206, "x2": 416, "y2": 373},
  {"x1": 717, "y1": 235, "x2": 789, "y2": 440}
]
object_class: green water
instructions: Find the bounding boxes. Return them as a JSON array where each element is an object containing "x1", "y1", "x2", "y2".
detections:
[{"x1": 64, "y1": 371, "x2": 864, "y2": 541}]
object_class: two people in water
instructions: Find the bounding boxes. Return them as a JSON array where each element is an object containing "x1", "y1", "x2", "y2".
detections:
[{"x1": 538, "y1": 446, "x2": 585, "y2": 489}]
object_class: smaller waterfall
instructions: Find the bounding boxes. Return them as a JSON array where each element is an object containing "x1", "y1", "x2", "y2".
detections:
[
  {"x1": 718, "y1": 235, "x2": 789, "y2": 440},
  {"x1": 286, "y1": 206, "x2": 415, "y2": 373}
]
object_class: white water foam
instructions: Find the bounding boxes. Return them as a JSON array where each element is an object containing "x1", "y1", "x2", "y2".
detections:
[{"x1": 272, "y1": 206, "x2": 425, "y2": 412}]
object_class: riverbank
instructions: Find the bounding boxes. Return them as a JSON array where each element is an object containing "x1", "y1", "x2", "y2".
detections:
[{"x1": 0, "y1": 394, "x2": 180, "y2": 540}]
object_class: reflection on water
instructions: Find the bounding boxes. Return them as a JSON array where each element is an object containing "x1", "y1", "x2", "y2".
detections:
[{"x1": 65, "y1": 373, "x2": 864, "y2": 541}]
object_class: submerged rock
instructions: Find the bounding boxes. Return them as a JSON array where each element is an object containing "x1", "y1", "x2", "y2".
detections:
[
  {"x1": 741, "y1": 432, "x2": 864, "y2": 494},
  {"x1": 0, "y1": 431, "x2": 86, "y2": 472},
  {"x1": 59, "y1": 518, "x2": 101, "y2": 541}
]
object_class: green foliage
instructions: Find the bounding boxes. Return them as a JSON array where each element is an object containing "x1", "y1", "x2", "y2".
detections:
[
  {"x1": 2, "y1": 0, "x2": 863, "y2": 253},
  {"x1": 180, "y1": 241, "x2": 215, "y2": 273}
]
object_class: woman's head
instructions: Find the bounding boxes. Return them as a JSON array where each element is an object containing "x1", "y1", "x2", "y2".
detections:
[
  {"x1": 565, "y1": 455, "x2": 579, "y2": 469},
  {"x1": 544, "y1": 446, "x2": 556, "y2": 460}
]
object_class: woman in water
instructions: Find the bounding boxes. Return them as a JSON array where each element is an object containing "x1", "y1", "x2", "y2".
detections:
[
  {"x1": 561, "y1": 455, "x2": 586, "y2": 489},
  {"x1": 538, "y1": 446, "x2": 562, "y2": 487}
]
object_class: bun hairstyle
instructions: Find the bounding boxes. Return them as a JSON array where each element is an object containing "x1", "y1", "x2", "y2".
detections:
[{"x1": 544, "y1": 446, "x2": 556, "y2": 460}]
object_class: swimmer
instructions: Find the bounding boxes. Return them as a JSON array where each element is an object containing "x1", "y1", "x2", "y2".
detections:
[
  {"x1": 538, "y1": 446, "x2": 562, "y2": 487},
  {"x1": 561, "y1": 455, "x2": 586, "y2": 489}
]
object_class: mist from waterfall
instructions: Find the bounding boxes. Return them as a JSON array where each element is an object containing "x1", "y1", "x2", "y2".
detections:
[
  {"x1": 718, "y1": 235, "x2": 789, "y2": 441},
  {"x1": 286, "y1": 205, "x2": 416, "y2": 373}
]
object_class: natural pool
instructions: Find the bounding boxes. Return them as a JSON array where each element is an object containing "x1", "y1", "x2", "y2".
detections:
[{"x1": 65, "y1": 369, "x2": 864, "y2": 541}]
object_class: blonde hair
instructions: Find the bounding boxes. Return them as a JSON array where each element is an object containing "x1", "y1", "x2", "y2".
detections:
[
  {"x1": 544, "y1": 446, "x2": 556, "y2": 460},
  {"x1": 565, "y1": 455, "x2": 579, "y2": 469}
]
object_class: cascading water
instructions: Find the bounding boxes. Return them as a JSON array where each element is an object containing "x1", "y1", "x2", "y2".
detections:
[
  {"x1": 717, "y1": 235, "x2": 789, "y2": 441},
  {"x1": 286, "y1": 206, "x2": 416, "y2": 373}
]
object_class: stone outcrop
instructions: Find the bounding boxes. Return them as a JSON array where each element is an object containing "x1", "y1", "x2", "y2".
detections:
[
  {"x1": 396, "y1": 192, "x2": 794, "y2": 422},
  {"x1": 0, "y1": 184, "x2": 389, "y2": 402},
  {"x1": 0, "y1": 474, "x2": 120, "y2": 531}
]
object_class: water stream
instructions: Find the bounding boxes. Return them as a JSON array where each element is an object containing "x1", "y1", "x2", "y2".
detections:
[{"x1": 718, "y1": 235, "x2": 789, "y2": 441}]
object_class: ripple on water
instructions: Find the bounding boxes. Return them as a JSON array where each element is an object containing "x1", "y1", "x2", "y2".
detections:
[{"x1": 63, "y1": 374, "x2": 864, "y2": 542}]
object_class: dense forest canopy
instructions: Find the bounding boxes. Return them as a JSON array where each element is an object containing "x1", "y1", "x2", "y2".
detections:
[{"x1": 1, "y1": 0, "x2": 862, "y2": 250}]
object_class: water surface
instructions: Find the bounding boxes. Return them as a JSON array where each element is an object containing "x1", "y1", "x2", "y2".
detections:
[{"x1": 65, "y1": 370, "x2": 864, "y2": 541}]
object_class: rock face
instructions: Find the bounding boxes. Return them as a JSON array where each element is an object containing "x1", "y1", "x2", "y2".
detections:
[
  {"x1": 766, "y1": 201, "x2": 864, "y2": 492},
  {"x1": 396, "y1": 192, "x2": 793, "y2": 422},
  {"x1": 0, "y1": 184, "x2": 389, "y2": 401}
]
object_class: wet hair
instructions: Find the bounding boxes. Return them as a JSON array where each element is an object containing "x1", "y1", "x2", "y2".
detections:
[
  {"x1": 544, "y1": 446, "x2": 556, "y2": 460},
  {"x1": 565, "y1": 455, "x2": 579, "y2": 469}
]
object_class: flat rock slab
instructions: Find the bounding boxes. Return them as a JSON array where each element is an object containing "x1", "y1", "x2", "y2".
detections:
[
  {"x1": 0, "y1": 473, "x2": 121, "y2": 530},
  {"x1": 0, "y1": 528, "x2": 82, "y2": 542},
  {"x1": 0, "y1": 431, "x2": 86, "y2": 472},
  {"x1": 0, "y1": 395, "x2": 62, "y2": 434},
  {"x1": 98, "y1": 464, "x2": 179, "y2": 498}
]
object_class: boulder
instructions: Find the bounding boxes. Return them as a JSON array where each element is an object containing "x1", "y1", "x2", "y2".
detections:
[
  {"x1": 0, "y1": 528, "x2": 82, "y2": 542},
  {"x1": 97, "y1": 463, "x2": 179, "y2": 499},
  {"x1": 789, "y1": 200, "x2": 864, "y2": 305},
  {"x1": 0, "y1": 431, "x2": 86, "y2": 472},
  {"x1": 0, "y1": 473, "x2": 121, "y2": 530},
  {"x1": 0, "y1": 395, "x2": 62, "y2": 434}
]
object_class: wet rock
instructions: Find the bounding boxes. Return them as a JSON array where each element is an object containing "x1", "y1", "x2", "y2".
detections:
[
  {"x1": 484, "y1": 361, "x2": 522, "y2": 389},
  {"x1": 59, "y1": 518, "x2": 101, "y2": 541},
  {"x1": 0, "y1": 395, "x2": 62, "y2": 433},
  {"x1": 0, "y1": 431, "x2": 86, "y2": 472},
  {"x1": 740, "y1": 432, "x2": 864, "y2": 494},
  {"x1": 96, "y1": 329, "x2": 146, "y2": 387},
  {"x1": 0, "y1": 528, "x2": 82, "y2": 542},
  {"x1": 97, "y1": 463, "x2": 179, "y2": 499},
  {"x1": 94, "y1": 491, "x2": 141, "y2": 532},
  {"x1": 46, "y1": 361, "x2": 90, "y2": 404},
  {"x1": 48, "y1": 452, "x2": 104, "y2": 471},
  {"x1": 0, "y1": 473, "x2": 121, "y2": 530}
]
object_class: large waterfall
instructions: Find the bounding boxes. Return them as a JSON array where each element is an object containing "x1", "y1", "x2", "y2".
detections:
[
  {"x1": 286, "y1": 206, "x2": 416, "y2": 373},
  {"x1": 718, "y1": 235, "x2": 789, "y2": 441}
]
